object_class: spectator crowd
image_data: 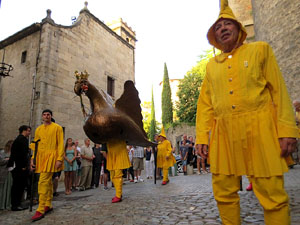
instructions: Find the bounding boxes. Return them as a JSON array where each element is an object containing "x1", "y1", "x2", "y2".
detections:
[{"x1": 0, "y1": 101, "x2": 298, "y2": 216}]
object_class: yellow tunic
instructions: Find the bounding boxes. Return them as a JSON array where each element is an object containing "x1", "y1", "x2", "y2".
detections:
[
  {"x1": 157, "y1": 139, "x2": 176, "y2": 169},
  {"x1": 196, "y1": 42, "x2": 299, "y2": 177},
  {"x1": 106, "y1": 139, "x2": 131, "y2": 171},
  {"x1": 31, "y1": 122, "x2": 64, "y2": 173}
]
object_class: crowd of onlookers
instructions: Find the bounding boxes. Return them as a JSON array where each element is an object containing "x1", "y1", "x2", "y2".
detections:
[
  {"x1": 179, "y1": 134, "x2": 209, "y2": 176},
  {"x1": 1, "y1": 99, "x2": 299, "y2": 211},
  {"x1": 0, "y1": 130, "x2": 213, "y2": 211},
  {"x1": 0, "y1": 134, "x2": 157, "y2": 211}
]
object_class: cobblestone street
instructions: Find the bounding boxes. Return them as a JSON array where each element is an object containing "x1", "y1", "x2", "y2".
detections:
[{"x1": 1, "y1": 165, "x2": 299, "y2": 225}]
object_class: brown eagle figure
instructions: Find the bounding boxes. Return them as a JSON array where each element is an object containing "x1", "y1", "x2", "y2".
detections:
[{"x1": 74, "y1": 71, "x2": 156, "y2": 147}]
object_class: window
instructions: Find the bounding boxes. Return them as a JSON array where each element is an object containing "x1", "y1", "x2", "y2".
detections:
[
  {"x1": 107, "y1": 76, "x2": 115, "y2": 97},
  {"x1": 21, "y1": 51, "x2": 27, "y2": 63}
]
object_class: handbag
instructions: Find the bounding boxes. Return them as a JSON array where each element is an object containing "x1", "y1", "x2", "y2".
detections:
[{"x1": 150, "y1": 153, "x2": 154, "y2": 162}]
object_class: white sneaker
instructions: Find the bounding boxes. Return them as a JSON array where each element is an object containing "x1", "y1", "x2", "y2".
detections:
[
  {"x1": 139, "y1": 178, "x2": 144, "y2": 182},
  {"x1": 197, "y1": 171, "x2": 201, "y2": 175},
  {"x1": 134, "y1": 177, "x2": 138, "y2": 183},
  {"x1": 201, "y1": 169, "x2": 208, "y2": 174}
]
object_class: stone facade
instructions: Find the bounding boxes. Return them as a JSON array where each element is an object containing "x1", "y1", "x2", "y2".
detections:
[
  {"x1": 229, "y1": 0, "x2": 299, "y2": 101},
  {"x1": 106, "y1": 18, "x2": 137, "y2": 48},
  {"x1": 229, "y1": 0, "x2": 255, "y2": 42},
  {"x1": 0, "y1": 6, "x2": 136, "y2": 148},
  {"x1": 0, "y1": 30, "x2": 40, "y2": 147},
  {"x1": 251, "y1": 0, "x2": 300, "y2": 101}
]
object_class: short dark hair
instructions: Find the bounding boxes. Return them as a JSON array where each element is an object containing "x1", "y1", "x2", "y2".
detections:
[
  {"x1": 19, "y1": 125, "x2": 31, "y2": 134},
  {"x1": 42, "y1": 109, "x2": 53, "y2": 116}
]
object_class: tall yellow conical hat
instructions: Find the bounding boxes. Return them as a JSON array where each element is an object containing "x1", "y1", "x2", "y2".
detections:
[
  {"x1": 207, "y1": 0, "x2": 247, "y2": 51},
  {"x1": 159, "y1": 127, "x2": 167, "y2": 138}
]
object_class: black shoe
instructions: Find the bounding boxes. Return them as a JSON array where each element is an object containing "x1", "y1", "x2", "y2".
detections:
[
  {"x1": 11, "y1": 206, "x2": 27, "y2": 211},
  {"x1": 79, "y1": 187, "x2": 85, "y2": 191},
  {"x1": 21, "y1": 205, "x2": 29, "y2": 210},
  {"x1": 53, "y1": 192, "x2": 59, "y2": 197}
]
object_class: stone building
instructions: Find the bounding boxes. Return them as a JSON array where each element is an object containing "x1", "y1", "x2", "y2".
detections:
[
  {"x1": 251, "y1": 0, "x2": 300, "y2": 101},
  {"x1": 230, "y1": 0, "x2": 300, "y2": 100},
  {"x1": 229, "y1": 0, "x2": 255, "y2": 42},
  {"x1": 0, "y1": 3, "x2": 136, "y2": 148}
]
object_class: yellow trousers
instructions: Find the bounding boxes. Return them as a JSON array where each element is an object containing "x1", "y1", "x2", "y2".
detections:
[
  {"x1": 110, "y1": 170, "x2": 123, "y2": 198},
  {"x1": 212, "y1": 174, "x2": 290, "y2": 225},
  {"x1": 163, "y1": 168, "x2": 169, "y2": 182},
  {"x1": 37, "y1": 172, "x2": 53, "y2": 214}
]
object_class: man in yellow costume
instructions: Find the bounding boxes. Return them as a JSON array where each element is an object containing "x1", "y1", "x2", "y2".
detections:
[
  {"x1": 106, "y1": 139, "x2": 131, "y2": 203},
  {"x1": 30, "y1": 109, "x2": 64, "y2": 221},
  {"x1": 195, "y1": 1, "x2": 299, "y2": 224},
  {"x1": 157, "y1": 128, "x2": 176, "y2": 185}
]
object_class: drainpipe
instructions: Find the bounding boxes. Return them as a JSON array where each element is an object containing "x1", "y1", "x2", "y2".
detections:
[
  {"x1": 29, "y1": 25, "x2": 42, "y2": 138},
  {"x1": 29, "y1": 72, "x2": 37, "y2": 128}
]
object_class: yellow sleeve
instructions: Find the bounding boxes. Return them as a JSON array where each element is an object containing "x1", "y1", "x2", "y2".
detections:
[
  {"x1": 165, "y1": 141, "x2": 173, "y2": 157},
  {"x1": 195, "y1": 73, "x2": 214, "y2": 145},
  {"x1": 56, "y1": 125, "x2": 65, "y2": 161},
  {"x1": 263, "y1": 43, "x2": 300, "y2": 138}
]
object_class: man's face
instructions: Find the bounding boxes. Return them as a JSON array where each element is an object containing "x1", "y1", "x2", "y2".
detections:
[
  {"x1": 214, "y1": 19, "x2": 239, "y2": 49},
  {"x1": 42, "y1": 112, "x2": 52, "y2": 123},
  {"x1": 24, "y1": 128, "x2": 31, "y2": 137},
  {"x1": 183, "y1": 135, "x2": 187, "y2": 141},
  {"x1": 158, "y1": 136, "x2": 164, "y2": 142},
  {"x1": 293, "y1": 102, "x2": 300, "y2": 112},
  {"x1": 85, "y1": 139, "x2": 90, "y2": 146}
]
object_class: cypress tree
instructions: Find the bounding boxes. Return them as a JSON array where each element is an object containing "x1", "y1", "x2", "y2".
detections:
[
  {"x1": 149, "y1": 86, "x2": 156, "y2": 141},
  {"x1": 161, "y1": 63, "x2": 173, "y2": 128}
]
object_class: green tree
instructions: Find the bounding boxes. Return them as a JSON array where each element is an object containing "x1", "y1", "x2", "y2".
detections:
[
  {"x1": 149, "y1": 87, "x2": 156, "y2": 141},
  {"x1": 175, "y1": 49, "x2": 214, "y2": 124},
  {"x1": 141, "y1": 101, "x2": 151, "y2": 137},
  {"x1": 161, "y1": 63, "x2": 173, "y2": 128},
  {"x1": 142, "y1": 99, "x2": 160, "y2": 140}
]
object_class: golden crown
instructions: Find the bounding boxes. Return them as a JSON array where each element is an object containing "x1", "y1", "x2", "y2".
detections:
[{"x1": 75, "y1": 70, "x2": 89, "y2": 80}]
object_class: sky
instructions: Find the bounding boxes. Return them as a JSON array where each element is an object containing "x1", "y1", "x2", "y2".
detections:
[{"x1": 0, "y1": 0, "x2": 219, "y2": 121}]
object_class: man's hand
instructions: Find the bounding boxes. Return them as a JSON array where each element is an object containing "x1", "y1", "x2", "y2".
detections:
[
  {"x1": 30, "y1": 159, "x2": 36, "y2": 171},
  {"x1": 55, "y1": 160, "x2": 63, "y2": 169},
  {"x1": 279, "y1": 138, "x2": 297, "y2": 157},
  {"x1": 196, "y1": 144, "x2": 208, "y2": 159}
]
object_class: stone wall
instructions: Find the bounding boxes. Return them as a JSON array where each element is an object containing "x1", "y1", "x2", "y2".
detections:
[
  {"x1": 166, "y1": 123, "x2": 196, "y2": 154},
  {"x1": 251, "y1": 0, "x2": 300, "y2": 101},
  {"x1": 229, "y1": 0, "x2": 255, "y2": 42},
  {"x1": 0, "y1": 31, "x2": 40, "y2": 147},
  {"x1": 0, "y1": 10, "x2": 135, "y2": 148},
  {"x1": 229, "y1": 0, "x2": 253, "y2": 24}
]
